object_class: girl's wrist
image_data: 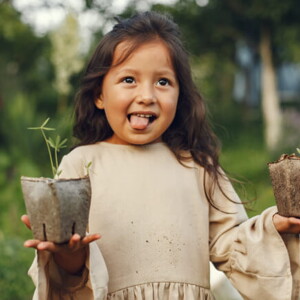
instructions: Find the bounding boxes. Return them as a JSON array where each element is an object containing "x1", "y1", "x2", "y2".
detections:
[{"x1": 53, "y1": 247, "x2": 87, "y2": 275}]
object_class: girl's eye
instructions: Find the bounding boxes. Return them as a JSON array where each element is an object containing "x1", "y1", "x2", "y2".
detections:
[
  {"x1": 122, "y1": 77, "x2": 135, "y2": 84},
  {"x1": 157, "y1": 78, "x2": 169, "y2": 86}
]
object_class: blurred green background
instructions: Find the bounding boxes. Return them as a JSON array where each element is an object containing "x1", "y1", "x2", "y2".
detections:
[{"x1": 1, "y1": 0, "x2": 300, "y2": 298}]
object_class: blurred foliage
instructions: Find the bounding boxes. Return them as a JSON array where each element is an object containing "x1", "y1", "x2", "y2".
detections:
[
  {"x1": 211, "y1": 102, "x2": 275, "y2": 216},
  {"x1": 1, "y1": 0, "x2": 300, "y2": 298},
  {"x1": 0, "y1": 3, "x2": 76, "y2": 298},
  {"x1": 0, "y1": 238, "x2": 35, "y2": 299}
]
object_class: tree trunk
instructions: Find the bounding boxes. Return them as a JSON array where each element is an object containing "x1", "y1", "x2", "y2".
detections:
[{"x1": 259, "y1": 25, "x2": 282, "y2": 151}]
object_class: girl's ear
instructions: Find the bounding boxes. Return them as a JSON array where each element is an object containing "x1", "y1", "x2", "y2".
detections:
[{"x1": 95, "y1": 96, "x2": 104, "y2": 109}]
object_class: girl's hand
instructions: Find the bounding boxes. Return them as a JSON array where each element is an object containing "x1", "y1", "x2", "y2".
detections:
[
  {"x1": 273, "y1": 213, "x2": 300, "y2": 234},
  {"x1": 21, "y1": 214, "x2": 101, "y2": 274}
]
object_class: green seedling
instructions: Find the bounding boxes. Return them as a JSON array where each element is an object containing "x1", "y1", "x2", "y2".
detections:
[
  {"x1": 85, "y1": 161, "x2": 92, "y2": 176},
  {"x1": 28, "y1": 118, "x2": 67, "y2": 177}
]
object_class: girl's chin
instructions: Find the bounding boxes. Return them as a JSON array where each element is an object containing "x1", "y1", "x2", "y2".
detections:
[{"x1": 106, "y1": 133, "x2": 161, "y2": 145}]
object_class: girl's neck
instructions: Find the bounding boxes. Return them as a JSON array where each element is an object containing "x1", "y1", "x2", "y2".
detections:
[{"x1": 98, "y1": 140, "x2": 165, "y2": 148}]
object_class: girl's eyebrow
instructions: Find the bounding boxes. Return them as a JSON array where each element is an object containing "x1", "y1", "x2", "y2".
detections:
[
  {"x1": 114, "y1": 67, "x2": 138, "y2": 75},
  {"x1": 115, "y1": 67, "x2": 177, "y2": 78}
]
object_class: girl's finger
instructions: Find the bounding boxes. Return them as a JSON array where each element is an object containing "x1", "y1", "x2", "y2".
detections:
[
  {"x1": 69, "y1": 234, "x2": 81, "y2": 249},
  {"x1": 24, "y1": 233, "x2": 101, "y2": 254},
  {"x1": 81, "y1": 234, "x2": 101, "y2": 245},
  {"x1": 288, "y1": 217, "x2": 300, "y2": 225},
  {"x1": 37, "y1": 241, "x2": 59, "y2": 252},
  {"x1": 24, "y1": 240, "x2": 57, "y2": 252},
  {"x1": 24, "y1": 239, "x2": 40, "y2": 248},
  {"x1": 21, "y1": 215, "x2": 31, "y2": 230},
  {"x1": 273, "y1": 214, "x2": 300, "y2": 233}
]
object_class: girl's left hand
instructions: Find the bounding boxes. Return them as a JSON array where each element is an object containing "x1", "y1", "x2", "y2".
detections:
[
  {"x1": 273, "y1": 213, "x2": 300, "y2": 234},
  {"x1": 21, "y1": 214, "x2": 100, "y2": 274}
]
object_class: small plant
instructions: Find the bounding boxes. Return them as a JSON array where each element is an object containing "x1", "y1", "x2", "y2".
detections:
[
  {"x1": 85, "y1": 161, "x2": 92, "y2": 176},
  {"x1": 28, "y1": 118, "x2": 67, "y2": 177},
  {"x1": 22, "y1": 118, "x2": 92, "y2": 243},
  {"x1": 297, "y1": 148, "x2": 300, "y2": 155}
]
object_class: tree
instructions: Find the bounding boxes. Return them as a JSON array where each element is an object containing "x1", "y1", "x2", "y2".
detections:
[
  {"x1": 153, "y1": 0, "x2": 300, "y2": 151},
  {"x1": 50, "y1": 12, "x2": 84, "y2": 113},
  {"x1": 151, "y1": 0, "x2": 239, "y2": 103},
  {"x1": 223, "y1": 0, "x2": 299, "y2": 151},
  {"x1": 259, "y1": 25, "x2": 281, "y2": 151}
]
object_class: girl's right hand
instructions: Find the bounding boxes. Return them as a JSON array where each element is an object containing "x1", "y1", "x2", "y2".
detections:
[
  {"x1": 273, "y1": 213, "x2": 300, "y2": 234},
  {"x1": 21, "y1": 214, "x2": 101, "y2": 274}
]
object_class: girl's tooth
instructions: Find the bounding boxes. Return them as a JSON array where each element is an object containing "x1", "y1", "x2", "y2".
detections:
[{"x1": 134, "y1": 113, "x2": 153, "y2": 118}]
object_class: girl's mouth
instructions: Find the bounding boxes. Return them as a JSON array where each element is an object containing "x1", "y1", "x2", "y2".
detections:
[{"x1": 128, "y1": 113, "x2": 157, "y2": 130}]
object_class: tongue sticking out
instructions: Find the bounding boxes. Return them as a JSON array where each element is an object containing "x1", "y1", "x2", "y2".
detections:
[{"x1": 129, "y1": 115, "x2": 150, "y2": 130}]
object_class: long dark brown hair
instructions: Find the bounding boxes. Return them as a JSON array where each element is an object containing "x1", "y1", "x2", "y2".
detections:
[{"x1": 74, "y1": 11, "x2": 228, "y2": 207}]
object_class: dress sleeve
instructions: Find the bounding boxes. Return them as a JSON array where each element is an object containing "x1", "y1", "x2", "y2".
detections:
[
  {"x1": 28, "y1": 242, "x2": 108, "y2": 300},
  {"x1": 208, "y1": 171, "x2": 298, "y2": 300},
  {"x1": 27, "y1": 149, "x2": 109, "y2": 300}
]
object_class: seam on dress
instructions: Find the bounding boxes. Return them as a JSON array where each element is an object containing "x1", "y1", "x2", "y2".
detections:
[{"x1": 108, "y1": 281, "x2": 210, "y2": 295}]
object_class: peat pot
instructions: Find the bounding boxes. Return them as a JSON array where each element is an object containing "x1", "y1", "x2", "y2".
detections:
[
  {"x1": 268, "y1": 154, "x2": 300, "y2": 217},
  {"x1": 21, "y1": 176, "x2": 91, "y2": 244}
]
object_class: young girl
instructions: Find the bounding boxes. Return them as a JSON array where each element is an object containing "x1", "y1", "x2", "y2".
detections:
[{"x1": 22, "y1": 11, "x2": 300, "y2": 300}]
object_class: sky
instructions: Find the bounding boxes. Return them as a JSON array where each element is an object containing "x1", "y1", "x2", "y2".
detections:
[
  {"x1": 12, "y1": 0, "x2": 208, "y2": 53},
  {"x1": 12, "y1": 0, "x2": 177, "y2": 36}
]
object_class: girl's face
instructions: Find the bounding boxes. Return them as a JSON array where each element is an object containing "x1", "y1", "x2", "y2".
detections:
[{"x1": 95, "y1": 40, "x2": 179, "y2": 145}]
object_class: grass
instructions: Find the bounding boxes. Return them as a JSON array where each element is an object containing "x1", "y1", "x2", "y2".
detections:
[{"x1": 0, "y1": 238, "x2": 35, "y2": 300}]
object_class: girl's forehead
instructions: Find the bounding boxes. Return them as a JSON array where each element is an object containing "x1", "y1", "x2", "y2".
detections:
[{"x1": 112, "y1": 39, "x2": 173, "y2": 66}]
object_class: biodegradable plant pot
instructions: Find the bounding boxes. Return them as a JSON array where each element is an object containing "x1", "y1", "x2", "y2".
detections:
[
  {"x1": 268, "y1": 154, "x2": 300, "y2": 217},
  {"x1": 21, "y1": 176, "x2": 91, "y2": 244}
]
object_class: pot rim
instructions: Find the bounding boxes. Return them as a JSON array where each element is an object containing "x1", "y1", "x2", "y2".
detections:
[
  {"x1": 268, "y1": 154, "x2": 300, "y2": 166},
  {"x1": 20, "y1": 176, "x2": 89, "y2": 183}
]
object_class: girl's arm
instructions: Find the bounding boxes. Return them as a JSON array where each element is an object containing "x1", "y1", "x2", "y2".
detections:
[
  {"x1": 206, "y1": 168, "x2": 300, "y2": 300},
  {"x1": 22, "y1": 150, "x2": 109, "y2": 299}
]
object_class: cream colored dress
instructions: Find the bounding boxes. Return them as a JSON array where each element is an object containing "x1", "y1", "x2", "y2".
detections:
[{"x1": 28, "y1": 142, "x2": 300, "y2": 300}]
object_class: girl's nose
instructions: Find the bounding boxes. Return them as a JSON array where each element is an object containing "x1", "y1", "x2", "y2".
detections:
[{"x1": 136, "y1": 84, "x2": 156, "y2": 105}]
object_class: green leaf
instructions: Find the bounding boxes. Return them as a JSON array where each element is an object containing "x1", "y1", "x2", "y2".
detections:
[
  {"x1": 56, "y1": 169, "x2": 62, "y2": 177},
  {"x1": 42, "y1": 127, "x2": 55, "y2": 131},
  {"x1": 55, "y1": 135, "x2": 60, "y2": 146},
  {"x1": 85, "y1": 161, "x2": 92, "y2": 168},
  {"x1": 58, "y1": 138, "x2": 68, "y2": 149},
  {"x1": 85, "y1": 161, "x2": 92, "y2": 176},
  {"x1": 28, "y1": 126, "x2": 55, "y2": 130},
  {"x1": 41, "y1": 118, "x2": 50, "y2": 127},
  {"x1": 27, "y1": 118, "x2": 66, "y2": 178},
  {"x1": 47, "y1": 137, "x2": 56, "y2": 148},
  {"x1": 27, "y1": 117, "x2": 55, "y2": 131}
]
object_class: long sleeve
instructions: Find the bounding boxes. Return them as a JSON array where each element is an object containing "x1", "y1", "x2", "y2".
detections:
[
  {"x1": 282, "y1": 233, "x2": 300, "y2": 299},
  {"x1": 28, "y1": 241, "x2": 108, "y2": 300},
  {"x1": 208, "y1": 172, "x2": 297, "y2": 300}
]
